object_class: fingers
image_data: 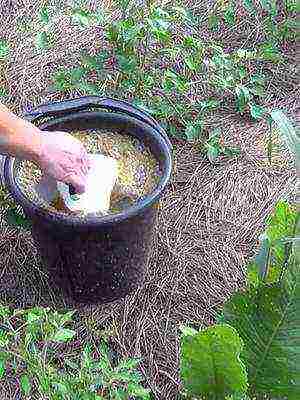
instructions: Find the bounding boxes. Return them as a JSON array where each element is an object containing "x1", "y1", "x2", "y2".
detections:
[{"x1": 65, "y1": 171, "x2": 87, "y2": 195}]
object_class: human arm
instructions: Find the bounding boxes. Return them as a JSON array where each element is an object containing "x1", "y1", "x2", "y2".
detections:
[{"x1": 0, "y1": 103, "x2": 89, "y2": 193}]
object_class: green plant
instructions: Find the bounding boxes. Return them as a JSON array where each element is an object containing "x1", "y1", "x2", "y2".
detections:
[
  {"x1": 180, "y1": 200, "x2": 299, "y2": 399},
  {"x1": 0, "y1": 306, "x2": 150, "y2": 399},
  {"x1": 35, "y1": 6, "x2": 55, "y2": 51},
  {"x1": 0, "y1": 39, "x2": 9, "y2": 60}
]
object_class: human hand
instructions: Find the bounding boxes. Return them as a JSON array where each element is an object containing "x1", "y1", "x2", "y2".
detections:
[{"x1": 36, "y1": 131, "x2": 90, "y2": 194}]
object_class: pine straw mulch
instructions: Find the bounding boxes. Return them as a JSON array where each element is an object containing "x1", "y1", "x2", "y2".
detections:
[{"x1": 0, "y1": 1, "x2": 299, "y2": 399}]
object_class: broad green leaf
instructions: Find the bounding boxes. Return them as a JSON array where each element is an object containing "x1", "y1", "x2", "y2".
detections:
[
  {"x1": 163, "y1": 70, "x2": 189, "y2": 93},
  {"x1": 20, "y1": 375, "x2": 31, "y2": 395},
  {"x1": 181, "y1": 324, "x2": 248, "y2": 398},
  {"x1": 51, "y1": 328, "x2": 76, "y2": 342},
  {"x1": 4, "y1": 208, "x2": 31, "y2": 230},
  {"x1": 223, "y1": 255, "x2": 300, "y2": 399},
  {"x1": 249, "y1": 104, "x2": 266, "y2": 119},
  {"x1": 0, "y1": 40, "x2": 9, "y2": 59},
  {"x1": 179, "y1": 325, "x2": 198, "y2": 337}
]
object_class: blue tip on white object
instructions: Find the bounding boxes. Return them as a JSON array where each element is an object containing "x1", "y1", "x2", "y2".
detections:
[{"x1": 57, "y1": 154, "x2": 118, "y2": 214}]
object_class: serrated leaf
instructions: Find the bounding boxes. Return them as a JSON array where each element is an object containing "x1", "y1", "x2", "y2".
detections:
[
  {"x1": 249, "y1": 104, "x2": 266, "y2": 119},
  {"x1": 0, "y1": 39, "x2": 9, "y2": 59},
  {"x1": 20, "y1": 375, "x2": 31, "y2": 395},
  {"x1": 51, "y1": 328, "x2": 76, "y2": 343},
  {"x1": 181, "y1": 324, "x2": 248, "y2": 397}
]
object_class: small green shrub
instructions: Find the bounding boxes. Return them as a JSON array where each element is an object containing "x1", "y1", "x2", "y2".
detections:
[{"x1": 0, "y1": 306, "x2": 150, "y2": 399}]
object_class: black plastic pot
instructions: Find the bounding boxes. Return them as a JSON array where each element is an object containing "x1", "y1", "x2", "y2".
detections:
[{"x1": 3, "y1": 97, "x2": 172, "y2": 304}]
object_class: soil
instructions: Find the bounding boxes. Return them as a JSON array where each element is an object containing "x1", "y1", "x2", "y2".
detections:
[{"x1": 16, "y1": 130, "x2": 162, "y2": 215}]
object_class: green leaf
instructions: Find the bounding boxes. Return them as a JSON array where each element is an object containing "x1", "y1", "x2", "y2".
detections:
[
  {"x1": 208, "y1": 14, "x2": 220, "y2": 31},
  {"x1": 223, "y1": 256, "x2": 300, "y2": 399},
  {"x1": 259, "y1": 42, "x2": 283, "y2": 62},
  {"x1": 116, "y1": 358, "x2": 140, "y2": 371},
  {"x1": 181, "y1": 324, "x2": 248, "y2": 398},
  {"x1": 163, "y1": 70, "x2": 189, "y2": 93},
  {"x1": 243, "y1": 0, "x2": 256, "y2": 13},
  {"x1": 39, "y1": 6, "x2": 50, "y2": 24},
  {"x1": 197, "y1": 99, "x2": 221, "y2": 113},
  {"x1": 127, "y1": 383, "x2": 151, "y2": 398},
  {"x1": 259, "y1": 0, "x2": 277, "y2": 16},
  {"x1": 71, "y1": 8, "x2": 96, "y2": 27},
  {"x1": 235, "y1": 86, "x2": 252, "y2": 113},
  {"x1": 35, "y1": 31, "x2": 51, "y2": 50},
  {"x1": 81, "y1": 51, "x2": 109, "y2": 72},
  {"x1": 223, "y1": 5, "x2": 236, "y2": 26},
  {"x1": 0, "y1": 87, "x2": 8, "y2": 98},
  {"x1": 116, "y1": 54, "x2": 137, "y2": 74},
  {"x1": 206, "y1": 144, "x2": 220, "y2": 163},
  {"x1": 270, "y1": 110, "x2": 300, "y2": 169},
  {"x1": 51, "y1": 328, "x2": 76, "y2": 343},
  {"x1": 0, "y1": 39, "x2": 9, "y2": 59},
  {"x1": 20, "y1": 375, "x2": 31, "y2": 395},
  {"x1": 0, "y1": 359, "x2": 5, "y2": 379},
  {"x1": 249, "y1": 104, "x2": 266, "y2": 119},
  {"x1": 4, "y1": 208, "x2": 31, "y2": 230},
  {"x1": 184, "y1": 120, "x2": 203, "y2": 142}
]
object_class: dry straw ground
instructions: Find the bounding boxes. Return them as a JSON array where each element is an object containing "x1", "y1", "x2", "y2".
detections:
[{"x1": 0, "y1": 1, "x2": 299, "y2": 399}]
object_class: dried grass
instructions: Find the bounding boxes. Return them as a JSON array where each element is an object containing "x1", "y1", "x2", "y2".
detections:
[{"x1": 0, "y1": 1, "x2": 298, "y2": 399}]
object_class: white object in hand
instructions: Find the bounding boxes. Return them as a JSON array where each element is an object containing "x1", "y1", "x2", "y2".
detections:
[{"x1": 57, "y1": 154, "x2": 118, "y2": 214}]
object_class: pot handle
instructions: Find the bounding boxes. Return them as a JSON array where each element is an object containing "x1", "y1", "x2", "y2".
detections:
[{"x1": 25, "y1": 96, "x2": 172, "y2": 149}]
